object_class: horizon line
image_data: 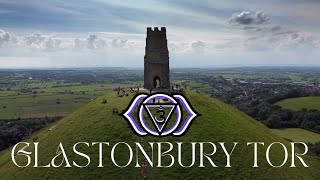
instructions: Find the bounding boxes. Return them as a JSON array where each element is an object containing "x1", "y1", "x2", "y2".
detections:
[{"x1": 1, "y1": 65, "x2": 320, "y2": 70}]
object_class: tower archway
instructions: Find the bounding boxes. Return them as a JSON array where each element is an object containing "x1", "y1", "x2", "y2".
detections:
[{"x1": 153, "y1": 76, "x2": 161, "y2": 89}]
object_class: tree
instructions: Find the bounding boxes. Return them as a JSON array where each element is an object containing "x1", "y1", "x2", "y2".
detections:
[{"x1": 265, "y1": 115, "x2": 282, "y2": 128}]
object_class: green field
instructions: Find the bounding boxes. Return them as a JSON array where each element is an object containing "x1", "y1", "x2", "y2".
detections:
[
  {"x1": 0, "y1": 93, "x2": 95, "y2": 119},
  {"x1": 0, "y1": 83, "x2": 133, "y2": 119},
  {"x1": 275, "y1": 96, "x2": 320, "y2": 111},
  {"x1": 183, "y1": 80, "x2": 212, "y2": 94},
  {"x1": 272, "y1": 128, "x2": 320, "y2": 144},
  {"x1": 0, "y1": 90, "x2": 319, "y2": 179}
]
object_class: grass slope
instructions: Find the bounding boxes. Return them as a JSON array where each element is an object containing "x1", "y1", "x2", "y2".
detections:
[
  {"x1": 0, "y1": 90, "x2": 319, "y2": 179},
  {"x1": 275, "y1": 96, "x2": 320, "y2": 111},
  {"x1": 272, "y1": 128, "x2": 320, "y2": 144}
]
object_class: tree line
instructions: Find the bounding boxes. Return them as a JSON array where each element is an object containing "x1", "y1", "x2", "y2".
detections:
[
  {"x1": 0, "y1": 116, "x2": 61, "y2": 151},
  {"x1": 241, "y1": 89, "x2": 320, "y2": 133}
]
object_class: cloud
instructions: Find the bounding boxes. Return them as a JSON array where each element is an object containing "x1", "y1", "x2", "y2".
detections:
[
  {"x1": 243, "y1": 24, "x2": 319, "y2": 51},
  {"x1": 168, "y1": 42, "x2": 189, "y2": 53},
  {"x1": 0, "y1": 30, "x2": 11, "y2": 46},
  {"x1": 111, "y1": 38, "x2": 128, "y2": 48},
  {"x1": 191, "y1": 41, "x2": 206, "y2": 53},
  {"x1": 229, "y1": 11, "x2": 269, "y2": 25},
  {"x1": 0, "y1": 29, "x2": 138, "y2": 52},
  {"x1": 0, "y1": 29, "x2": 210, "y2": 68},
  {"x1": 167, "y1": 41, "x2": 208, "y2": 54},
  {"x1": 0, "y1": 29, "x2": 208, "y2": 55},
  {"x1": 278, "y1": 33, "x2": 319, "y2": 50},
  {"x1": 0, "y1": 30, "x2": 17, "y2": 47},
  {"x1": 23, "y1": 32, "x2": 63, "y2": 51},
  {"x1": 86, "y1": 35, "x2": 101, "y2": 49},
  {"x1": 74, "y1": 35, "x2": 132, "y2": 51},
  {"x1": 84, "y1": 34, "x2": 107, "y2": 49},
  {"x1": 228, "y1": 10, "x2": 319, "y2": 52}
]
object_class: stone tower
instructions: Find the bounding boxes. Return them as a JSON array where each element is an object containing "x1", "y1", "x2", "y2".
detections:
[{"x1": 144, "y1": 27, "x2": 170, "y2": 91}]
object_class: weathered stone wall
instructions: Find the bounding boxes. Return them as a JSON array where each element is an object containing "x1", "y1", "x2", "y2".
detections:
[{"x1": 144, "y1": 27, "x2": 170, "y2": 90}]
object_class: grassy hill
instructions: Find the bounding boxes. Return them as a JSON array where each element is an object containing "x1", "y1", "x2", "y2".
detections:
[
  {"x1": 275, "y1": 96, "x2": 320, "y2": 111},
  {"x1": 0, "y1": 90, "x2": 320, "y2": 179}
]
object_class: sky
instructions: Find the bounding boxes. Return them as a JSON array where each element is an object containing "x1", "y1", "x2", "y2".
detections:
[{"x1": 0, "y1": 0, "x2": 319, "y2": 68}]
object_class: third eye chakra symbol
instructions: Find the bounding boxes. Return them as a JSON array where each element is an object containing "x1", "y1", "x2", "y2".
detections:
[{"x1": 122, "y1": 93, "x2": 200, "y2": 137}]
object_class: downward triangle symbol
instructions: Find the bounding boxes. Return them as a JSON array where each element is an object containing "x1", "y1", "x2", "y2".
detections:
[{"x1": 144, "y1": 104, "x2": 176, "y2": 134}]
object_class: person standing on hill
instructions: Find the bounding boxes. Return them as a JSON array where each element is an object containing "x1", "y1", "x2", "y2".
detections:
[{"x1": 141, "y1": 161, "x2": 147, "y2": 180}]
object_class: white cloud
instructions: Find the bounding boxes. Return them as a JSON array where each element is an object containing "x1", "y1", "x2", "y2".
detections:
[
  {"x1": 0, "y1": 29, "x2": 210, "y2": 67},
  {"x1": 0, "y1": 30, "x2": 18, "y2": 47},
  {"x1": 111, "y1": 38, "x2": 128, "y2": 48},
  {"x1": 229, "y1": 11, "x2": 269, "y2": 25},
  {"x1": 86, "y1": 34, "x2": 106, "y2": 49},
  {"x1": 0, "y1": 30, "x2": 11, "y2": 46},
  {"x1": 0, "y1": 30, "x2": 139, "y2": 52},
  {"x1": 0, "y1": 29, "x2": 207, "y2": 54},
  {"x1": 23, "y1": 32, "x2": 64, "y2": 51}
]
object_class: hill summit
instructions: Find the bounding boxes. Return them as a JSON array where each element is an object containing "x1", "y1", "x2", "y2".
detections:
[{"x1": 0, "y1": 90, "x2": 319, "y2": 179}]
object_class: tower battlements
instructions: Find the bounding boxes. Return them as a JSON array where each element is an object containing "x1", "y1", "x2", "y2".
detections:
[{"x1": 147, "y1": 27, "x2": 166, "y2": 36}]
